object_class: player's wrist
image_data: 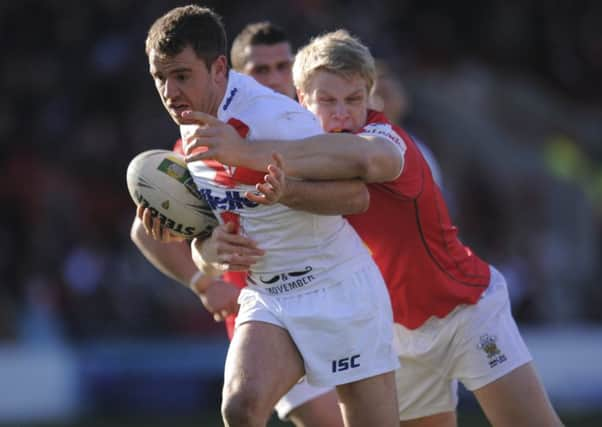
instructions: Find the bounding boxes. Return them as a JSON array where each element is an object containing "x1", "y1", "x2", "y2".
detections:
[{"x1": 188, "y1": 265, "x2": 221, "y2": 294}]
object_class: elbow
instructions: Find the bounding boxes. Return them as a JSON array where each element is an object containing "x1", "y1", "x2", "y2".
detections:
[
  {"x1": 364, "y1": 153, "x2": 402, "y2": 183},
  {"x1": 360, "y1": 139, "x2": 403, "y2": 183}
]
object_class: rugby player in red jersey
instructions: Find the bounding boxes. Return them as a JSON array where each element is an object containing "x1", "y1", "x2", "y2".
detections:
[{"x1": 183, "y1": 30, "x2": 563, "y2": 427}]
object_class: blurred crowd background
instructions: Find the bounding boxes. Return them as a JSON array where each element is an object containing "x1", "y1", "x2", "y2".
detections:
[{"x1": 0, "y1": 0, "x2": 601, "y2": 424}]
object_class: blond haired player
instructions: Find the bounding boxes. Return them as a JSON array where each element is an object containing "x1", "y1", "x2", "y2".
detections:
[{"x1": 184, "y1": 30, "x2": 563, "y2": 427}]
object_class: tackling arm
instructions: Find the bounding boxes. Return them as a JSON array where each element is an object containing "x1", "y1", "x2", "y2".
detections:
[
  {"x1": 237, "y1": 134, "x2": 401, "y2": 183},
  {"x1": 280, "y1": 179, "x2": 369, "y2": 215},
  {"x1": 181, "y1": 113, "x2": 403, "y2": 183}
]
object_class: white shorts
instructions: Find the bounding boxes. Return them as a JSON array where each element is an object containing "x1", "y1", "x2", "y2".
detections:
[
  {"x1": 236, "y1": 260, "x2": 399, "y2": 387},
  {"x1": 393, "y1": 266, "x2": 532, "y2": 420},
  {"x1": 273, "y1": 378, "x2": 333, "y2": 421}
]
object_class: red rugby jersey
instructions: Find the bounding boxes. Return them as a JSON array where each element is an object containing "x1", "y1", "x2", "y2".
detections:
[{"x1": 346, "y1": 111, "x2": 491, "y2": 329}]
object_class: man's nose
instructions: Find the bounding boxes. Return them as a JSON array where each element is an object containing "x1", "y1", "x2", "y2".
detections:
[
  {"x1": 163, "y1": 78, "x2": 178, "y2": 99},
  {"x1": 332, "y1": 102, "x2": 349, "y2": 118}
]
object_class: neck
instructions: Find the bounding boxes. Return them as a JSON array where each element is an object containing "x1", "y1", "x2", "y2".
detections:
[{"x1": 209, "y1": 71, "x2": 229, "y2": 116}]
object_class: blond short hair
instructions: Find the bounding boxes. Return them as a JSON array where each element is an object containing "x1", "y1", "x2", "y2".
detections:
[{"x1": 293, "y1": 30, "x2": 376, "y2": 93}]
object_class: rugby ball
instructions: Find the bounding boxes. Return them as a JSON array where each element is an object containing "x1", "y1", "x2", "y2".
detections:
[{"x1": 126, "y1": 149, "x2": 218, "y2": 239}]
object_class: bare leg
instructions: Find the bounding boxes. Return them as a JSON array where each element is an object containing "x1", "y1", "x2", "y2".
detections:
[
  {"x1": 399, "y1": 412, "x2": 456, "y2": 427},
  {"x1": 221, "y1": 321, "x2": 305, "y2": 427},
  {"x1": 473, "y1": 362, "x2": 563, "y2": 426},
  {"x1": 288, "y1": 390, "x2": 344, "y2": 427},
  {"x1": 336, "y1": 371, "x2": 398, "y2": 427}
]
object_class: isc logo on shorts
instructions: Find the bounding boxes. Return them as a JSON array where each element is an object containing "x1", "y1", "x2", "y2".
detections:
[{"x1": 332, "y1": 355, "x2": 360, "y2": 373}]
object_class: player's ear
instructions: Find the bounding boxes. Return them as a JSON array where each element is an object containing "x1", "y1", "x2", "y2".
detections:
[
  {"x1": 211, "y1": 55, "x2": 228, "y2": 84},
  {"x1": 296, "y1": 89, "x2": 306, "y2": 106}
]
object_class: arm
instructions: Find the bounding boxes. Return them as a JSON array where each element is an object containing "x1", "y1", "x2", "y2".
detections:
[
  {"x1": 242, "y1": 134, "x2": 401, "y2": 183},
  {"x1": 130, "y1": 216, "x2": 219, "y2": 291},
  {"x1": 280, "y1": 179, "x2": 369, "y2": 215},
  {"x1": 131, "y1": 215, "x2": 242, "y2": 321},
  {"x1": 244, "y1": 153, "x2": 370, "y2": 215},
  {"x1": 181, "y1": 111, "x2": 403, "y2": 183}
]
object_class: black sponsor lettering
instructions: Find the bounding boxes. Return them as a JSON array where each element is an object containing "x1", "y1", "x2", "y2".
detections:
[
  {"x1": 332, "y1": 355, "x2": 361, "y2": 373},
  {"x1": 265, "y1": 275, "x2": 315, "y2": 295}
]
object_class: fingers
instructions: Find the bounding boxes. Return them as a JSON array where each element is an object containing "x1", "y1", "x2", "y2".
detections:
[
  {"x1": 270, "y1": 152, "x2": 285, "y2": 170},
  {"x1": 136, "y1": 204, "x2": 145, "y2": 220},
  {"x1": 183, "y1": 133, "x2": 218, "y2": 156},
  {"x1": 213, "y1": 224, "x2": 264, "y2": 253},
  {"x1": 216, "y1": 252, "x2": 262, "y2": 268},
  {"x1": 141, "y1": 207, "x2": 154, "y2": 234},
  {"x1": 139, "y1": 207, "x2": 185, "y2": 242},
  {"x1": 243, "y1": 153, "x2": 286, "y2": 205},
  {"x1": 181, "y1": 110, "x2": 221, "y2": 126},
  {"x1": 197, "y1": 224, "x2": 264, "y2": 268}
]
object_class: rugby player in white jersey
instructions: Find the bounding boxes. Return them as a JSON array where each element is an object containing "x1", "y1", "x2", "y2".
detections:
[
  {"x1": 183, "y1": 30, "x2": 563, "y2": 427},
  {"x1": 229, "y1": 21, "x2": 344, "y2": 427},
  {"x1": 132, "y1": 19, "x2": 344, "y2": 427},
  {"x1": 141, "y1": 6, "x2": 400, "y2": 427}
]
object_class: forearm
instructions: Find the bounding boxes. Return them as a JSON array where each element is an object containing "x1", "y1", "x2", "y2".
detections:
[
  {"x1": 280, "y1": 179, "x2": 369, "y2": 215},
  {"x1": 130, "y1": 217, "x2": 216, "y2": 290},
  {"x1": 238, "y1": 134, "x2": 402, "y2": 183}
]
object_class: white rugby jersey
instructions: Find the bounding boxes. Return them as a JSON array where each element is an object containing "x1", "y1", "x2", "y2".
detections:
[{"x1": 183, "y1": 71, "x2": 372, "y2": 295}]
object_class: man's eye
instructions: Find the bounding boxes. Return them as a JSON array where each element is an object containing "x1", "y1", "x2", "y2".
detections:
[
  {"x1": 175, "y1": 74, "x2": 188, "y2": 82},
  {"x1": 253, "y1": 66, "x2": 269, "y2": 75},
  {"x1": 277, "y1": 62, "x2": 291, "y2": 71}
]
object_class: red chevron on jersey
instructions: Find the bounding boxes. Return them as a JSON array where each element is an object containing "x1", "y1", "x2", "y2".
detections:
[{"x1": 227, "y1": 118, "x2": 267, "y2": 186}]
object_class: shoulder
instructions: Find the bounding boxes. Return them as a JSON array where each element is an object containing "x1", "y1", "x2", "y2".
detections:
[
  {"x1": 358, "y1": 111, "x2": 412, "y2": 159},
  {"x1": 232, "y1": 82, "x2": 322, "y2": 139},
  {"x1": 251, "y1": 97, "x2": 322, "y2": 139},
  {"x1": 222, "y1": 72, "x2": 322, "y2": 139}
]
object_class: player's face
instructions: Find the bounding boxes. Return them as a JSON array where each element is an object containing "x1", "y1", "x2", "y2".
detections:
[
  {"x1": 242, "y1": 42, "x2": 295, "y2": 99},
  {"x1": 299, "y1": 71, "x2": 369, "y2": 133},
  {"x1": 149, "y1": 45, "x2": 227, "y2": 124}
]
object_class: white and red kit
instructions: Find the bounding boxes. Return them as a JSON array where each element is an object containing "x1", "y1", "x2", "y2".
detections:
[{"x1": 181, "y1": 72, "x2": 399, "y2": 387}]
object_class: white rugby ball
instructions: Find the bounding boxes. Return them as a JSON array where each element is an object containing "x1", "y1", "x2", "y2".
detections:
[{"x1": 126, "y1": 149, "x2": 218, "y2": 239}]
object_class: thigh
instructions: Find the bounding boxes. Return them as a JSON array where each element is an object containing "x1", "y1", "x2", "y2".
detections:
[
  {"x1": 336, "y1": 371, "x2": 399, "y2": 427},
  {"x1": 399, "y1": 412, "x2": 456, "y2": 427},
  {"x1": 223, "y1": 321, "x2": 305, "y2": 417},
  {"x1": 274, "y1": 379, "x2": 339, "y2": 424},
  {"x1": 286, "y1": 389, "x2": 343, "y2": 427},
  {"x1": 395, "y1": 354, "x2": 459, "y2": 421},
  {"x1": 473, "y1": 362, "x2": 562, "y2": 427}
]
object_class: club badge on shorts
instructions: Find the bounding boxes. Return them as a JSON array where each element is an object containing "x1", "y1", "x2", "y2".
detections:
[{"x1": 477, "y1": 334, "x2": 507, "y2": 368}]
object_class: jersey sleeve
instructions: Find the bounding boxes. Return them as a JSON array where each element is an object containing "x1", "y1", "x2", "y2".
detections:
[{"x1": 358, "y1": 122, "x2": 423, "y2": 199}]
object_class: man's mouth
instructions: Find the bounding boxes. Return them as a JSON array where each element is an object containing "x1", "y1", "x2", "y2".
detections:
[{"x1": 169, "y1": 104, "x2": 188, "y2": 115}]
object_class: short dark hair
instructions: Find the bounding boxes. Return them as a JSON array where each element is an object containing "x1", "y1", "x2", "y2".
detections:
[
  {"x1": 231, "y1": 21, "x2": 290, "y2": 70},
  {"x1": 145, "y1": 5, "x2": 227, "y2": 69}
]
